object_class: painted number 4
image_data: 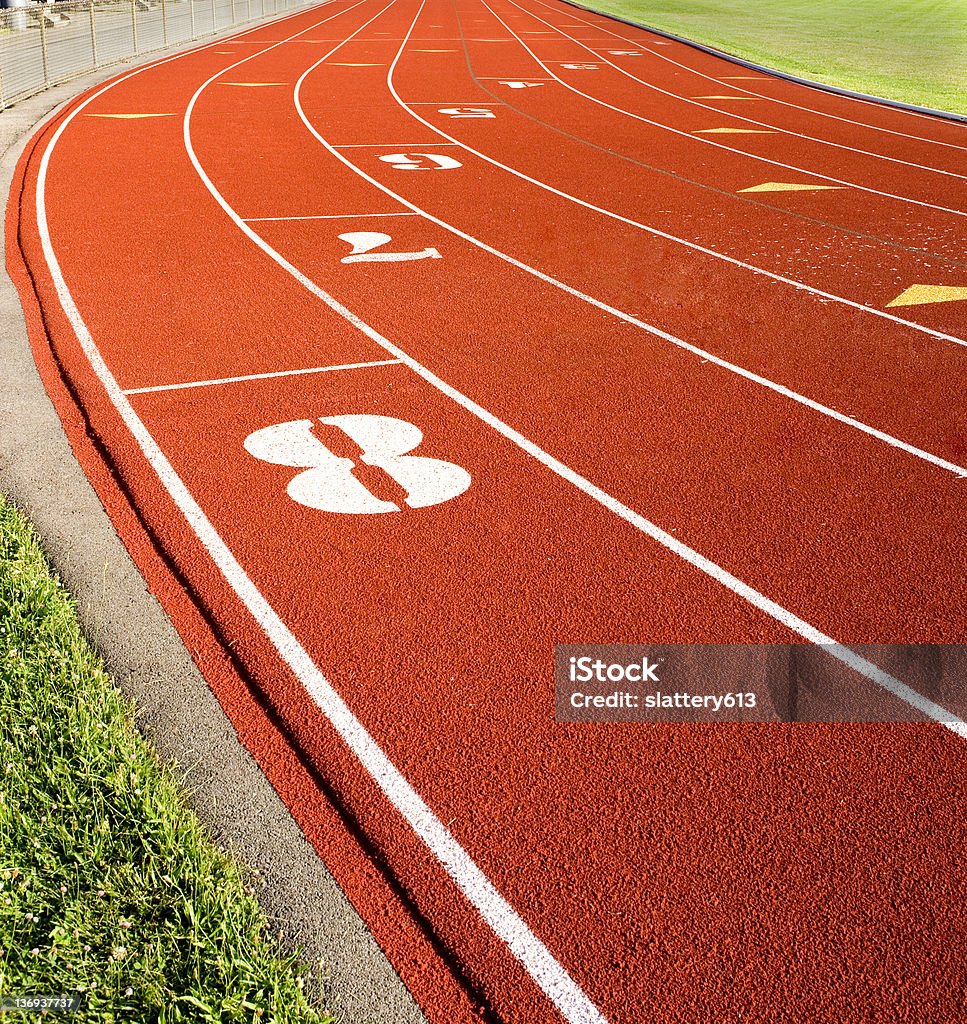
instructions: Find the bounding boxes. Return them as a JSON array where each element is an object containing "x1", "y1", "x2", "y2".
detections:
[
  {"x1": 244, "y1": 414, "x2": 471, "y2": 515},
  {"x1": 338, "y1": 231, "x2": 441, "y2": 264}
]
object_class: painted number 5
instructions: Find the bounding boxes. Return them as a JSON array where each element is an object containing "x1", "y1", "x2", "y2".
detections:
[{"x1": 338, "y1": 231, "x2": 441, "y2": 264}]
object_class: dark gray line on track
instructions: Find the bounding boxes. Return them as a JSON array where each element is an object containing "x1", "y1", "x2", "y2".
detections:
[
  {"x1": 560, "y1": 0, "x2": 967, "y2": 127},
  {"x1": 446, "y1": 0, "x2": 967, "y2": 273}
]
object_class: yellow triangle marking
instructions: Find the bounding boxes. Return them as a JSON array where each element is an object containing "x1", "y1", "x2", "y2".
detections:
[
  {"x1": 695, "y1": 94, "x2": 756, "y2": 100},
  {"x1": 220, "y1": 82, "x2": 285, "y2": 86},
  {"x1": 695, "y1": 127, "x2": 777, "y2": 134},
  {"x1": 738, "y1": 181, "x2": 844, "y2": 193},
  {"x1": 886, "y1": 284, "x2": 967, "y2": 308},
  {"x1": 87, "y1": 113, "x2": 175, "y2": 118}
]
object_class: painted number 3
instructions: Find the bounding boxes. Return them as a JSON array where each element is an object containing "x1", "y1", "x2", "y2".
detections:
[{"x1": 244, "y1": 414, "x2": 472, "y2": 515}]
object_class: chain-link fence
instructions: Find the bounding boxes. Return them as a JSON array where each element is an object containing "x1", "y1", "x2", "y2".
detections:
[{"x1": 0, "y1": 0, "x2": 317, "y2": 109}]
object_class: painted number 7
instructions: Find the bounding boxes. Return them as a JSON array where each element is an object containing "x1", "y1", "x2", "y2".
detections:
[{"x1": 338, "y1": 231, "x2": 442, "y2": 264}]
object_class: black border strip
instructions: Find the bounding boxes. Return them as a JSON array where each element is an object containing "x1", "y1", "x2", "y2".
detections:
[{"x1": 561, "y1": 0, "x2": 967, "y2": 126}]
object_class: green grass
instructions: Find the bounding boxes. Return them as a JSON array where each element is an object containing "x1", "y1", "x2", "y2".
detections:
[
  {"x1": 580, "y1": 0, "x2": 967, "y2": 114},
  {"x1": 0, "y1": 493, "x2": 337, "y2": 1022}
]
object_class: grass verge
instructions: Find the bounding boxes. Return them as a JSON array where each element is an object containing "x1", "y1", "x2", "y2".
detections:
[
  {"x1": 579, "y1": 0, "x2": 967, "y2": 115},
  {"x1": 0, "y1": 492, "x2": 336, "y2": 1022}
]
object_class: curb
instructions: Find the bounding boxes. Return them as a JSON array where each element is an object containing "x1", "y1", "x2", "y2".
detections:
[{"x1": 562, "y1": 0, "x2": 967, "y2": 125}]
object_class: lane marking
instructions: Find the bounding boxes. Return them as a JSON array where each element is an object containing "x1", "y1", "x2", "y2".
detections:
[
  {"x1": 512, "y1": 0, "x2": 967, "y2": 180},
  {"x1": 694, "y1": 94, "x2": 757, "y2": 100},
  {"x1": 338, "y1": 230, "x2": 442, "y2": 263},
  {"x1": 328, "y1": 61, "x2": 386, "y2": 65},
  {"x1": 887, "y1": 284, "x2": 967, "y2": 308},
  {"x1": 438, "y1": 106, "x2": 498, "y2": 118},
  {"x1": 195, "y1": 2, "x2": 967, "y2": 754},
  {"x1": 122, "y1": 359, "x2": 403, "y2": 395},
  {"x1": 415, "y1": 4, "x2": 967, "y2": 346},
  {"x1": 220, "y1": 81, "x2": 287, "y2": 86},
  {"x1": 694, "y1": 127, "x2": 777, "y2": 134},
  {"x1": 720, "y1": 76, "x2": 767, "y2": 80},
  {"x1": 377, "y1": 152, "x2": 463, "y2": 169},
  {"x1": 243, "y1": 211, "x2": 418, "y2": 221},
  {"x1": 244, "y1": 414, "x2": 471, "y2": 514},
  {"x1": 86, "y1": 112, "x2": 176, "y2": 118},
  {"x1": 738, "y1": 181, "x2": 845, "y2": 192},
  {"x1": 526, "y1": 0, "x2": 967, "y2": 152},
  {"x1": 334, "y1": 141, "x2": 459, "y2": 147}
]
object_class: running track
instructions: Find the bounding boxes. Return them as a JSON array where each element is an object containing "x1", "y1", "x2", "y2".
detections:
[{"x1": 8, "y1": 1, "x2": 967, "y2": 1020}]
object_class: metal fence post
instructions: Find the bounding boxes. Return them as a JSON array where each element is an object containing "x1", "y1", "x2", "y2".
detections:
[
  {"x1": 190, "y1": 0, "x2": 196, "y2": 38},
  {"x1": 39, "y1": 9, "x2": 50, "y2": 87},
  {"x1": 161, "y1": 0, "x2": 167, "y2": 45},
  {"x1": 230, "y1": 0, "x2": 235, "y2": 24},
  {"x1": 210, "y1": 0, "x2": 214, "y2": 31},
  {"x1": 131, "y1": 0, "x2": 139, "y2": 55},
  {"x1": 89, "y1": 0, "x2": 99, "y2": 67}
]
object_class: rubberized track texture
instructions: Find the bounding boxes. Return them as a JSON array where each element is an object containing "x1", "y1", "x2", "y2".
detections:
[{"x1": 8, "y1": 1, "x2": 967, "y2": 1022}]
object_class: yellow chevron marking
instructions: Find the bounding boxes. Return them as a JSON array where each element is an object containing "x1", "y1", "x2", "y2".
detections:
[
  {"x1": 695, "y1": 127, "x2": 777, "y2": 134},
  {"x1": 738, "y1": 181, "x2": 844, "y2": 193},
  {"x1": 886, "y1": 285, "x2": 967, "y2": 308}
]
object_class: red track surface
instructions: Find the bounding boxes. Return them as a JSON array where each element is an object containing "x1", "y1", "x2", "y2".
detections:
[{"x1": 9, "y1": 2, "x2": 967, "y2": 1021}]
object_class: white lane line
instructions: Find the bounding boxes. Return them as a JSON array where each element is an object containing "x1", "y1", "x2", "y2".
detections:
[
  {"x1": 503, "y1": 0, "x2": 967, "y2": 180},
  {"x1": 332, "y1": 141, "x2": 460, "y2": 146},
  {"x1": 245, "y1": 211, "x2": 418, "y2": 220},
  {"x1": 478, "y1": 0, "x2": 967, "y2": 217},
  {"x1": 290, "y1": 9, "x2": 967, "y2": 737},
  {"x1": 123, "y1": 359, "x2": 403, "y2": 395},
  {"x1": 180, "y1": 6, "x2": 612, "y2": 1024},
  {"x1": 389, "y1": 16, "x2": 967, "y2": 348},
  {"x1": 532, "y1": 0, "x2": 967, "y2": 151},
  {"x1": 296, "y1": 33, "x2": 966, "y2": 479},
  {"x1": 36, "y1": 6, "x2": 613, "y2": 1024}
]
